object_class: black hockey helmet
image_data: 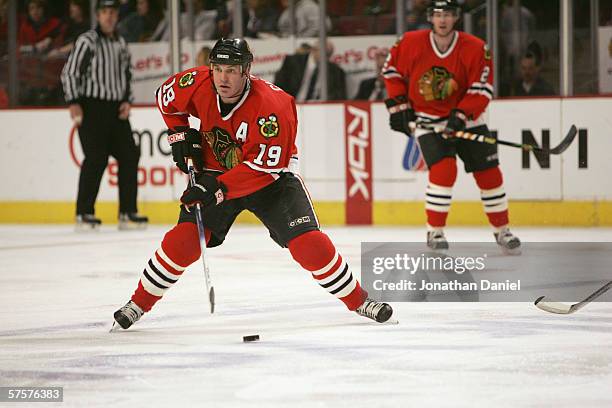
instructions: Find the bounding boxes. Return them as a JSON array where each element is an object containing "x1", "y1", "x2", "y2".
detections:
[
  {"x1": 209, "y1": 38, "x2": 254, "y2": 68},
  {"x1": 427, "y1": 0, "x2": 461, "y2": 17}
]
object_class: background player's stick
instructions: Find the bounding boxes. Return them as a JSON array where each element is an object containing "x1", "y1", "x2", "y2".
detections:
[
  {"x1": 534, "y1": 280, "x2": 612, "y2": 314},
  {"x1": 188, "y1": 160, "x2": 215, "y2": 314},
  {"x1": 410, "y1": 122, "x2": 577, "y2": 155}
]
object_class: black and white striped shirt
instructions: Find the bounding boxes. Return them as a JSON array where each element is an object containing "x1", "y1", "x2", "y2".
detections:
[{"x1": 61, "y1": 27, "x2": 133, "y2": 104}]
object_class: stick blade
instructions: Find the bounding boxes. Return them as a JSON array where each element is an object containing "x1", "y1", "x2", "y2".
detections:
[
  {"x1": 209, "y1": 286, "x2": 215, "y2": 314},
  {"x1": 550, "y1": 125, "x2": 577, "y2": 154},
  {"x1": 534, "y1": 296, "x2": 574, "y2": 314}
]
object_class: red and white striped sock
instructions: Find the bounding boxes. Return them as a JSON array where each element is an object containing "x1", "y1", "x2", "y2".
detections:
[
  {"x1": 426, "y1": 157, "x2": 457, "y2": 228},
  {"x1": 473, "y1": 166, "x2": 509, "y2": 229},
  {"x1": 288, "y1": 230, "x2": 367, "y2": 311},
  {"x1": 131, "y1": 222, "x2": 202, "y2": 312}
]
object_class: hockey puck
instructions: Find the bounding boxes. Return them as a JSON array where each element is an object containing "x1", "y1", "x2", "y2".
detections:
[{"x1": 243, "y1": 334, "x2": 260, "y2": 342}]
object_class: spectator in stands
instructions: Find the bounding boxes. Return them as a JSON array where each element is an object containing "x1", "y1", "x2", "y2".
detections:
[
  {"x1": 18, "y1": 0, "x2": 64, "y2": 55},
  {"x1": 118, "y1": 0, "x2": 163, "y2": 42},
  {"x1": 196, "y1": 45, "x2": 211, "y2": 67},
  {"x1": 463, "y1": 0, "x2": 488, "y2": 40},
  {"x1": 245, "y1": 0, "x2": 279, "y2": 38},
  {"x1": 405, "y1": 0, "x2": 429, "y2": 31},
  {"x1": 0, "y1": 0, "x2": 8, "y2": 56},
  {"x1": 274, "y1": 40, "x2": 346, "y2": 101},
  {"x1": 511, "y1": 52, "x2": 555, "y2": 97},
  {"x1": 278, "y1": 0, "x2": 326, "y2": 37},
  {"x1": 384, "y1": 0, "x2": 429, "y2": 34},
  {"x1": 118, "y1": 0, "x2": 133, "y2": 20},
  {"x1": 0, "y1": 85, "x2": 8, "y2": 108},
  {"x1": 296, "y1": 42, "x2": 311, "y2": 54},
  {"x1": 48, "y1": 0, "x2": 89, "y2": 58},
  {"x1": 354, "y1": 50, "x2": 388, "y2": 101},
  {"x1": 152, "y1": 0, "x2": 217, "y2": 41},
  {"x1": 499, "y1": 0, "x2": 536, "y2": 95}
]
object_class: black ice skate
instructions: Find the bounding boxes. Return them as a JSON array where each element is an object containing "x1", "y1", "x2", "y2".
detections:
[
  {"x1": 118, "y1": 212, "x2": 149, "y2": 230},
  {"x1": 427, "y1": 229, "x2": 449, "y2": 250},
  {"x1": 356, "y1": 298, "x2": 393, "y2": 323},
  {"x1": 112, "y1": 300, "x2": 144, "y2": 330},
  {"x1": 75, "y1": 214, "x2": 101, "y2": 231},
  {"x1": 494, "y1": 227, "x2": 521, "y2": 255}
]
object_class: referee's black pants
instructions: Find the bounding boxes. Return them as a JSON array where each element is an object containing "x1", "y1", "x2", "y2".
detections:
[{"x1": 76, "y1": 98, "x2": 140, "y2": 215}]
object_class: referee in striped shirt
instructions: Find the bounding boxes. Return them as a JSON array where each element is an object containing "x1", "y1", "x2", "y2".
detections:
[{"x1": 61, "y1": 0, "x2": 147, "y2": 230}]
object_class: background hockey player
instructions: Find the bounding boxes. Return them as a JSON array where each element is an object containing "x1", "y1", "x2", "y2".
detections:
[
  {"x1": 383, "y1": 0, "x2": 520, "y2": 252},
  {"x1": 113, "y1": 38, "x2": 393, "y2": 329}
]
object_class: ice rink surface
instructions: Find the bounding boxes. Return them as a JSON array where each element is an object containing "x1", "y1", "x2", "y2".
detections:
[{"x1": 1, "y1": 225, "x2": 611, "y2": 408}]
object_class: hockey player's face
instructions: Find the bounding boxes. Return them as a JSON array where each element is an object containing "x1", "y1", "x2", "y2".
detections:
[
  {"x1": 212, "y1": 64, "x2": 248, "y2": 102},
  {"x1": 431, "y1": 10, "x2": 458, "y2": 37}
]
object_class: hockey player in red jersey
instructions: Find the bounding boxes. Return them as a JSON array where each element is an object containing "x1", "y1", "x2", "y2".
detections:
[
  {"x1": 383, "y1": 0, "x2": 520, "y2": 252},
  {"x1": 112, "y1": 38, "x2": 393, "y2": 329}
]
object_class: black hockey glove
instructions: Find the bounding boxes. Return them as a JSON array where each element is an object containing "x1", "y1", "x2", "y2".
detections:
[
  {"x1": 443, "y1": 109, "x2": 467, "y2": 137},
  {"x1": 167, "y1": 127, "x2": 204, "y2": 174},
  {"x1": 385, "y1": 95, "x2": 415, "y2": 137},
  {"x1": 180, "y1": 173, "x2": 226, "y2": 208}
]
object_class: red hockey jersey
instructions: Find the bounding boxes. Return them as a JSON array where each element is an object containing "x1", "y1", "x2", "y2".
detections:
[
  {"x1": 383, "y1": 30, "x2": 493, "y2": 122},
  {"x1": 156, "y1": 68, "x2": 299, "y2": 199}
]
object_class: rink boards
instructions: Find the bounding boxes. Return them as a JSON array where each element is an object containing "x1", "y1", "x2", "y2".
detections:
[{"x1": 0, "y1": 97, "x2": 610, "y2": 225}]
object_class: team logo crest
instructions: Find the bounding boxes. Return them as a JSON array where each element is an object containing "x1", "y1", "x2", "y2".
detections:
[
  {"x1": 257, "y1": 114, "x2": 279, "y2": 138},
  {"x1": 484, "y1": 44, "x2": 491, "y2": 60},
  {"x1": 203, "y1": 127, "x2": 243, "y2": 170},
  {"x1": 178, "y1": 71, "x2": 196, "y2": 88},
  {"x1": 418, "y1": 66, "x2": 458, "y2": 101}
]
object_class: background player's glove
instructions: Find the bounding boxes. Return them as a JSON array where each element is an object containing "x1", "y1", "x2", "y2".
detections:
[
  {"x1": 180, "y1": 174, "x2": 226, "y2": 208},
  {"x1": 167, "y1": 128, "x2": 204, "y2": 174},
  {"x1": 443, "y1": 109, "x2": 467, "y2": 137},
  {"x1": 385, "y1": 96, "x2": 415, "y2": 137}
]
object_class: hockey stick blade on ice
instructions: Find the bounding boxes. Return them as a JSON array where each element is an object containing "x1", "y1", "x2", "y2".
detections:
[
  {"x1": 188, "y1": 162, "x2": 215, "y2": 314},
  {"x1": 534, "y1": 280, "x2": 612, "y2": 315},
  {"x1": 410, "y1": 122, "x2": 578, "y2": 155}
]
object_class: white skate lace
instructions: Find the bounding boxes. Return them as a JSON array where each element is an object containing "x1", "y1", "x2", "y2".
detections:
[
  {"x1": 120, "y1": 302, "x2": 143, "y2": 323},
  {"x1": 357, "y1": 299, "x2": 383, "y2": 320},
  {"x1": 499, "y1": 229, "x2": 514, "y2": 242},
  {"x1": 429, "y1": 230, "x2": 445, "y2": 240}
]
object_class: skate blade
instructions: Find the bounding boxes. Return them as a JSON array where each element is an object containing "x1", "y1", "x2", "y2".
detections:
[
  {"x1": 383, "y1": 318, "x2": 400, "y2": 325},
  {"x1": 109, "y1": 321, "x2": 122, "y2": 333},
  {"x1": 118, "y1": 222, "x2": 148, "y2": 231},
  {"x1": 75, "y1": 223, "x2": 100, "y2": 232},
  {"x1": 500, "y1": 246, "x2": 521, "y2": 256}
]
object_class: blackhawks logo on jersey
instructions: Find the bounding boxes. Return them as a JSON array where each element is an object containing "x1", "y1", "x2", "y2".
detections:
[
  {"x1": 418, "y1": 66, "x2": 459, "y2": 101},
  {"x1": 178, "y1": 71, "x2": 196, "y2": 88},
  {"x1": 257, "y1": 114, "x2": 279, "y2": 138},
  {"x1": 203, "y1": 127, "x2": 243, "y2": 170}
]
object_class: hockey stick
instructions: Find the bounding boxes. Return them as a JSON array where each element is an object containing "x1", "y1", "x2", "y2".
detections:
[
  {"x1": 534, "y1": 280, "x2": 612, "y2": 315},
  {"x1": 410, "y1": 122, "x2": 577, "y2": 155},
  {"x1": 188, "y1": 161, "x2": 215, "y2": 314}
]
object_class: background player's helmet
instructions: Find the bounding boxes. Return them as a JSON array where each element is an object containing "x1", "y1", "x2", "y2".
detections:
[
  {"x1": 209, "y1": 38, "x2": 254, "y2": 71},
  {"x1": 427, "y1": 0, "x2": 461, "y2": 19}
]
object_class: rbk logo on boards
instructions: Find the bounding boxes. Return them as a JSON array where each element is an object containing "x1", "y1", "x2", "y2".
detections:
[{"x1": 344, "y1": 102, "x2": 372, "y2": 225}]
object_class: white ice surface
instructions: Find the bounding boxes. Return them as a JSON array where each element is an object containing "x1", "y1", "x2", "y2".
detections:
[{"x1": 1, "y1": 225, "x2": 611, "y2": 408}]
